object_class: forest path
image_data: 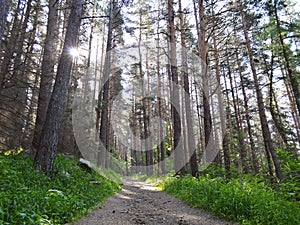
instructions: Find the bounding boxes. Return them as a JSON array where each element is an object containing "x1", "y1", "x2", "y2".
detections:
[{"x1": 70, "y1": 177, "x2": 234, "y2": 225}]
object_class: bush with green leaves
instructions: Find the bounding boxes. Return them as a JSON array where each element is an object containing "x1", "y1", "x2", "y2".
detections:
[
  {"x1": 274, "y1": 148, "x2": 300, "y2": 201},
  {"x1": 0, "y1": 153, "x2": 121, "y2": 225},
  {"x1": 160, "y1": 175, "x2": 300, "y2": 225}
]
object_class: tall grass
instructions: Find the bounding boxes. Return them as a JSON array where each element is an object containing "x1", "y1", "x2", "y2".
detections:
[
  {"x1": 160, "y1": 175, "x2": 300, "y2": 225},
  {"x1": 0, "y1": 153, "x2": 121, "y2": 225}
]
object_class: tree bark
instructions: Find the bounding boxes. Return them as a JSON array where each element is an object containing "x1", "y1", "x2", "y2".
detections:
[
  {"x1": 235, "y1": 49, "x2": 259, "y2": 174},
  {"x1": 222, "y1": 65, "x2": 233, "y2": 174},
  {"x1": 98, "y1": 0, "x2": 114, "y2": 168},
  {"x1": 273, "y1": 0, "x2": 300, "y2": 117},
  {"x1": 0, "y1": 0, "x2": 11, "y2": 51},
  {"x1": 0, "y1": 0, "x2": 21, "y2": 89},
  {"x1": 168, "y1": 0, "x2": 185, "y2": 174},
  {"x1": 240, "y1": 3, "x2": 282, "y2": 179},
  {"x1": 226, "y1": 54, "x2": 248, "y2": 173},
  {"x1": 267, "y1": 51, "x2": 289, "y2": 147},
  {"x1": 155, "y1": 1, "x2": 166, "y2": 174},
  {"x1": 211, "y1": 15, "x2": 230, "y2": 171},
  {"x1": 34, "y1": 0, "x2": 83, "y2": 174},
  {"x1": 197, "y1": 0, "x2": 212, "y2": 153},
  {"x1": 1, "y1": 0, "x2": 33, "y2": 149},
  {"x1": 32, "y1": 0, "x2": 58, "y2": 152},
  {"x1": 179, "y1": 0, "x2": 198, "y2": 176}
]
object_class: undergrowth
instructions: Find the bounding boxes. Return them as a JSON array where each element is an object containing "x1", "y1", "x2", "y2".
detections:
[
  {"x1": 160, "y1": 174, "x2": 300, "y2": 225},
  {"x1": 0, "y1": 152, "x2": 121, "y2": 225}
]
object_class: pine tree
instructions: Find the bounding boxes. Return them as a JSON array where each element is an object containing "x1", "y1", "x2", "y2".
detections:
[{"x1": 34, "y1": 0, "x2": 84, "y2": 174}]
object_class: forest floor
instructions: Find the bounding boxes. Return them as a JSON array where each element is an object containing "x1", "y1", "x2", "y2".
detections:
[{"x1": 69, "y1": 177, "x2": 235, "y2": 225}]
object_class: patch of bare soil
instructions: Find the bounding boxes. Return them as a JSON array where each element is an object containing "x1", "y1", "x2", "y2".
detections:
[{"x1": 68, "y1": 177, "x2": 236, "y2": 225}]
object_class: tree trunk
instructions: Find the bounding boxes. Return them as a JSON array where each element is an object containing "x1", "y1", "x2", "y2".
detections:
[
  {"x1": 0, "y1": 0, "x2": 11, "y2": 51},
  {"x1": 98, "y1": 0, "x2": 114, "y2": 167},
  {"x1": 32, "y1": 0, "x2": 58, "y2": 152},
  {"x1": 226, "y1": 54, "x2": 248, "y2": 173},
  {"x1": 211, "y1": 18, "x2": 230, "y2": 172},
  {"x1": 222, "y1": 65, "x2": 234, "y2": 174},
  {"x1": 145, "y1": 47, "x2": 153, "y2": 175},
  {"x1": 267, "y1": 51, "x2": 289, "y2": 147},
  {"x1": 240, "y1": 3, "x2": 282, "y2": 179},
  {"x1": 197, "y1": 0, "x2": 212, "y2": 157},
  {"x1": 19, "y1": 1, "x2": 42, "y2": 148},
  {"x1": 34, "y1": 0, "x2": 83, "y2": 174},
  {"x1": 155, "y1": 2, "x2": 166, "y2": 174},
  {"x1": 0, "y1": 0, "x2": 33, "y2": 149},
  {"x1": 95, "y1": 24, "x2": 106, "y2": 137},
  {"x1": 168, "y1": 0, "x2": 185, "y2": 174},
  {"x1": 235, "y1": 49, "x2": 259, "y2": 174},
  {"x1": 273, "y1": 1, "x2": 300, "y2": 117},
  {"x1": 0, "y1": 0, "x2": 21, "y2": 89},
  {"x1": 179, "y1": 0, "x2": 198, "y2": 176},
  {"x1": 283, "y1": 68, "x2": 300, "y2": 147}
]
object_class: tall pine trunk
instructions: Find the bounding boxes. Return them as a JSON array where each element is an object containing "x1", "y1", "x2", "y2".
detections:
[
  {"x1": 197, "y1": 0, "x2": 212, "y2": 156},
  {"x1": 98, "y1": 0, "x2": 114, "y2": 167},
  {"x1": 179, "y1": 0, "x2": 198, "y2": 176},
  {"x1": 32, "y1": 0, "x2": 58, "y2": 152},
  {"x1": 273, "y1": 1, "x2": 300, "y2": 117},
  {"x1": 34, "y1": 0, "x2": 83, "y2": 174},
  {"x1": 168, "y1": 0, "x2": 185, "y2": 174},
  {"x1": 240, "y1": 3, "x2": 282, "y2": 179},
  {"x1": 235, "y1": 49, "x2": 259, "y2": 174},
  {"x1": 226, "y1": 54, "x2": 248, "y2": 173}
]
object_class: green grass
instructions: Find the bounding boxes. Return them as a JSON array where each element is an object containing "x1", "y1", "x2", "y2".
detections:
[
  {"x1": 159, "y1": 175, "x2": 300, "y2": 225},
  {"x1": 0, "y1": 153, "x2": 121, "y2": 225},
  {"x1": 131, "y1": 174, "x2": 169, "y2": 189}
]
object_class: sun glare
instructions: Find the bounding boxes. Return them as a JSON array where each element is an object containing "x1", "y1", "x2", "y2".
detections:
[{"x1": 69, "y1": 47, "x2": 79, "y2": 57}]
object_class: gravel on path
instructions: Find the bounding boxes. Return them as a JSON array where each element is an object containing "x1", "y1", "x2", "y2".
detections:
[{"x1": 69, "y1": 177, "x2": 236, "y2": 225}]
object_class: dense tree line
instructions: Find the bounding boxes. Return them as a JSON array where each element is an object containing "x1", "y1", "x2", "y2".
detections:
[{"x1": 0, "y1": 0, "x2": 299, "y2": 181}]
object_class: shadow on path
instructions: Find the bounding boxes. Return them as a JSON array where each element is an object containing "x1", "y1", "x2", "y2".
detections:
[{"x1": 69, "y1": 177, "x2": 235, "y2": 225}]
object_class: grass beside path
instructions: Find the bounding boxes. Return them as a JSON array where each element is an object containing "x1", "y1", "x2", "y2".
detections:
[
  {"x1": 160, "y1": 175, "x2": 300, "y2": 225},
  {"x1": 0, "y1": 152, "x2": 121, "y2": 225}
]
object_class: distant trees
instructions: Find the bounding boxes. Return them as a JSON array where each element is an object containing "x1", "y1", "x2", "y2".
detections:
[
  {"x1": 0, "y1": 0, "x2": 299, "y2": 179},
  {"x1": 0, "y1": 0, "x2": 41, "y2": 149}
]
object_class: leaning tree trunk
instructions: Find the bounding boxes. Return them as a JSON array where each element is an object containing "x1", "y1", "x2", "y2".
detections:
[
  {"x1": 273, "y1": 1, "x2": 300, "y2": 117},
  {"x1": 235, "y1": 48, "x2": 259, "y2": 174},
  {"x1": 34, "y1": 0, "x2": 83, "y2": 174},
  {"x1": 240, "y1": 3, "x2": 282, "y2": 179},
  {"x1": 226, "y1": 54, "x2": 248, "y2": 173},
  {"x1": 267, "y1": 50, "x2": 289, "y2": 147},
  {"x1": 212, "y1": 18, "x2": 231, "y2": 173}
]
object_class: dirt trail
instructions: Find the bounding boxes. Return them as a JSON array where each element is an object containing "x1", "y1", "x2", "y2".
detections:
[{"x1": 70, "y1": 177, "x2": 234, "y2": 225}]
